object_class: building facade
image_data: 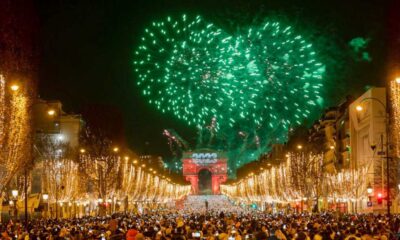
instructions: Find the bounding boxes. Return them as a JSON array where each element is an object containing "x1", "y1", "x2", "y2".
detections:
[{"x1": 349, "y1": 87, "x2": 391, "y2": 213}]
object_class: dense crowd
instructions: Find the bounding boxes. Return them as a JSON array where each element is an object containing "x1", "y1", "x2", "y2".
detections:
[
  {"x1": 0, "y1": 197, "x2": 396, "y2": 240},
  {"x1": 0, "y1": 211, "x2": 396, "y2": 240},
  {"x1": 183, "y1": 196, "x2": 244, "y2": 213}
]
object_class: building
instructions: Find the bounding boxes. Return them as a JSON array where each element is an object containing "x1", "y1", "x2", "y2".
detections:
[
  {"x1": 308, "y1": 97, "x2": 353, "y2": 173},
  {"x1": 349, "y1": 87, "x2": 390, "y2": 213},
  {"x1": 33, "y1": 99, "x2": 83, "y2": 148},
  {"x1": 335, "y1": 98, "x2": 352, "y2": 169},
  {"x1": 139, "y1": 154, "x2": 165, "y2": 169}
]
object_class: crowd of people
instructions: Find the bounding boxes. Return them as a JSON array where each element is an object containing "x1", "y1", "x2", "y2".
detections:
[
  {"x1": 183, "y1": 195, "x2": 244, "y2": 213},
  {"x1": 0, "y1": 196, "x2": 396, "y2": 240}
]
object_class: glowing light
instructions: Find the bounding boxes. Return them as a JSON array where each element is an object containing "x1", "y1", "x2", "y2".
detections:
[
  {"x1": 391, "y1": 79, "x2": 400, "y2": 158},
  {"x1": 221, "y1": 153, "x2": 368, "y2": 205},
  {"x1": 47, "y1": 109, "x2": 55, "y2": 116},
  {"x1": 10, "y1": 84, "x2": 19, "y2": 91},
  {"x1": 113, "y1": 147, "x2": 119, "y2": 152},
  {"x1": 124, "y1": 156, "x2": 130, "y2": 160},
  {"x1": 42, "y1": 194, "x2": 49, "y2": 200},
  {"x1": 11, "y1": 190, "x2": 18, "y2": 197},
  {"x1": 57, "y1": 134, "x2": 64, "y2": 141},
  {"x1": 80, "y1": 148, "x2": 86, "y2": 154},
  {"x1": 356, "y1": 105, "x2": 363, "y2": 112},
  {"x1": 367, "y1": 183, "x2": 373, "y2": 194},
  {"x1": 0, "y1": 74, "x2": 31, "y2": 189},
  {"x1": 297, "y1": 144, "x2": 303, "y2": 150}
]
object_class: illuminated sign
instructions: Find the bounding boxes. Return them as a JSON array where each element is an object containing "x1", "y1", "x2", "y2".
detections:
[{"x1": 192, "y1": 153, "x2": 218, "y2": 165}]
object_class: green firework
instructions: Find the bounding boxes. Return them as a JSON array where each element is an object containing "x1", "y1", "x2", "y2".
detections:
[{"x1": 134, "y1": 14, "x2": 326, "y2": 169}]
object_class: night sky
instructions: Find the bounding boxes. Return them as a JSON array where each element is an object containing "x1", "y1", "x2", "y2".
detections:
[{"x1": 35, "y1": 0, "x2": 388, "y2": 157}]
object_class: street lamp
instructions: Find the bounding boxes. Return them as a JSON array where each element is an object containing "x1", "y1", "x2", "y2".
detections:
[
  {"x1": 367, "y1": 183, "x2": 373, "y2": 195},
  {"x1": 47, "y1": 109, "x2": 56, "y2": 116},
  {"x1": 396, "y1": 77, "x2": 400, "y2": 84},
  {"x1": 11, "y1": 190, "x2": 18, "y2": 220},
  {"x1": 42, "y1": 193, "x2": 49, "y2": 200},
  {"x1": 297, "y1": 144, "x2": 303, "y2": 150},
  {"x1": 43, "y1": 193, "x2": 49, "y2": 218},
  {"x1": 80, "y1": 148, "x2": 86, "y2": 154},
  {"x1": 356, "y1": 105, "x2": 363, "y2": 112},
  {"x1": 57, "y1": 134, "x2": 64, "y2": 141},
  {"x1": 10, "y1": 84, "x2": 19, "y2": 92},
  {"x1": 12, "y1": 190, "x2": 18, "y2": 198},
  {"x1": 113, "y1": 147, "x2": 119, "y2": 153}
]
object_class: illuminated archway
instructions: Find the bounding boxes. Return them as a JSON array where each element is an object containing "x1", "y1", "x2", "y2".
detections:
[{"x1": 182, "y1": 149, "x2": 227, "y2": 195}]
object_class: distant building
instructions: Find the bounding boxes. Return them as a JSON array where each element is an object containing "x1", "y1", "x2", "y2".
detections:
[
  {"x1": 33, "y1": 99, "x2": 83, "y2": 148},
  {"x1": 139, "y1": 154, "x2": 165, "y2": 169},
  {"x1": 308, "y1": 97, "x2": 353, "y2": 173},
  {"x1": 335, "y1": 97, "x2": 352, "y2": 169}
]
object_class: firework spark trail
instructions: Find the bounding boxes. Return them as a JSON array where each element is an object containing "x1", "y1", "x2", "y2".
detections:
[{"x1": 134, "y1": 14, "x2": 326, "y2": 169}]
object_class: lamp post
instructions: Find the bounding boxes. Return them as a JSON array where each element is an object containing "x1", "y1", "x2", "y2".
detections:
[
  {"x1": 42, "y1": 193, "x2": 49, "y2": 218},
  {"x1": 24, "y1": 167, "x2": 28, "y2": 230},
  {"x1": 367, "y1": 183, "x2": 373, "y2": 210},
  {"x1": 11, "y1": 190, "x2": 18, "y2": 220},
  {"x1": 356, "y1": 96, "x2": 391, "y2": 218}
]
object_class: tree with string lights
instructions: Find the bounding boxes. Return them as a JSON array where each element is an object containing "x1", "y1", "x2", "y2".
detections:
[
  {"x1": 78, "y1": 126, "x2": 122, "y2": 215},
  {"x1": 35, "y1": 134, "x2": 82, "y2": 218}
]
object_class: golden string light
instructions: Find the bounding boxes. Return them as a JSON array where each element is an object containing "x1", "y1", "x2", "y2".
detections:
[
  {"x1": 76, "y1": 153, "x2": 190, "y2": 205},
  {"x1": 390, "y1": 79, "x2": 400, "y2": 158},
  {"x1": 0, "y1": 74, "x2": 30, "y2": 190},
  {"x1": 222, "y1": 152, "x2": 367, "y2": 206}
]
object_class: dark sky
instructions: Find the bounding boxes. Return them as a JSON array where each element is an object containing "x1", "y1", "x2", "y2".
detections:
[{"x1": 35, "y1": 0, "x2": 389, "y2": 156}]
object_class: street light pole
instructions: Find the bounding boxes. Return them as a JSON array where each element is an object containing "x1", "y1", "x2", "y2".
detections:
[{"x1": 24, "y1": 167, "x2": 28, "y2": 230}]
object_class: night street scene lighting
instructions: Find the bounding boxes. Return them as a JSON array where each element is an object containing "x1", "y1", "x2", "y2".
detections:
[{"x1": 0, "y1": 0, "x2": 399, "y2": 239}]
